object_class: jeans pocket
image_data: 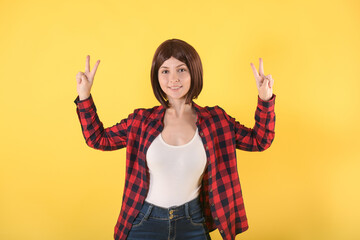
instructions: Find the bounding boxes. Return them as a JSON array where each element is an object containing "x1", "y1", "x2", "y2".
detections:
[
  {"x1": 131, "y1": 212, "x2": 146, "y2": 228},
  {"x1": 189, "y1": 209, "x2": 205, "y2": 226}
]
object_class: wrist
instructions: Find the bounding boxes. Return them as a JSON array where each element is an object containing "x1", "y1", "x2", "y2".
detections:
[
  {"x1": 79, "y1": 94, "x2": 90, "y2": 101},
  {"x1": 259, "y1": 94, "x2": 272, "y2": 101}
]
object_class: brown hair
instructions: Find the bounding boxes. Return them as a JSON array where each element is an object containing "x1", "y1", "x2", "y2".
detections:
[{"x1": 150, "y1": 38, "x2": 203, "y2": 108}]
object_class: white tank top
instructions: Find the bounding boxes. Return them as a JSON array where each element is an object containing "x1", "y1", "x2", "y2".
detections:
[{"x1": 144, "y1": 127, "x2": 207, "y2": 208}]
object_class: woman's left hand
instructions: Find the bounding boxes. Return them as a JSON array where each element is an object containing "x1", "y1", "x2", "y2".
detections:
[{"x1": 250, "y1": 58, "x2": 274, "y2": 101}]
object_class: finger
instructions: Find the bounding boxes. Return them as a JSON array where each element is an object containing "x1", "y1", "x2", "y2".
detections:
[
  {"x1": 76, "y1": 72, "x2": 82, "y2": 84},
  {"x1": 259, "y1": 58, "x2": 265, "y2": 77},
  {"x1": 76, "y1": 72, "x2": 83, "y2": 80},
  {"x1": 264, "y1": 77, "x2": 270, "y2": 89},
  {"x1": 81, "y1": 74, "x2": 88, "y2": 81},
  {"x1": 76, "y1": 72, "x2": 86, "y2": 83},
  {"x1": 91, "y1": 59, "x2": 100, "y2": 77},
  {"x1": 85, "y1": 55, "x2": 90, "y2": 73},
  {"x1": 266, "y1": 74, "x2": 273, "y2": 88},
  {"x1": 250, "y1": 62, "x2": 259, "y2": 78}
]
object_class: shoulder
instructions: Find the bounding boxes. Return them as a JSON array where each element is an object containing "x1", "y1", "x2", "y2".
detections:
[
  {"x1": 207, "y1": 105, "x2": 226, "y2": 117},
  {"x1": 204, "y1": 104, "x2": 236, "y2": 124},
  {"x1": 193, "y1": 101, "x2": 231, "y2": 121},
  {"x1": 198, "y1": 103, "x2": 228, "y2": 116},
  {"x1": 127, "y1": 105, "x2": 162, "y2": 121}
]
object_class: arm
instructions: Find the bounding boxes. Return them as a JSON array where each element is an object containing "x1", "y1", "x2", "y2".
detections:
[
  {"x1": 74, "y1": 94, "x2": 133, "y2": 151},
  {"x1": 221, "y1": 94, "x2": 276, "y2": 151}
]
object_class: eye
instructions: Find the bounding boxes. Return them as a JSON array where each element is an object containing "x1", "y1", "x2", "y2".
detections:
[{"x1": 161, "y1": 69, "x2": 186, "y2": 74}]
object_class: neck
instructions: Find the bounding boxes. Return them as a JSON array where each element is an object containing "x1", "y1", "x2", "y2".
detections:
[{"x1": 166, "y1": 98, "x2": 193, "y2": 118}]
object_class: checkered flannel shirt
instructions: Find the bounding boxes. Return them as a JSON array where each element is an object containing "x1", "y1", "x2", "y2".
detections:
[{"x1": 74, "y1": 93, "x2": 276, "y2": 240}]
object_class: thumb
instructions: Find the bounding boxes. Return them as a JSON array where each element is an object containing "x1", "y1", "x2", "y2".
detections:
[
  {"x1": 76, "y1": 72, "x2": 83, "y2": 84},
  {"x1": 81, "y1": 74, "x2": 88, "y2": 81},
  {"x1": 263, "y1": 77, "x2": 269, "y2": 88},
  {"x1": 265, "y1": 75, "x2": 273, "y2": 88}
]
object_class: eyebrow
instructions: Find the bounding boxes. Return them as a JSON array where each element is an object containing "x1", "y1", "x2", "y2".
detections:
[{"x1": 160, "y1": 64, "x2": 186, "y2": 69}]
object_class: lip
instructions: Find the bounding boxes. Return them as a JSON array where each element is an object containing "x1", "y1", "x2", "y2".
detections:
[{"x1": 169, "y1": 86, "x2": 182, "y2": 90}]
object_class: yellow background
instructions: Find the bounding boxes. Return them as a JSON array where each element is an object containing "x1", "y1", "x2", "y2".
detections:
[{"x1": 1, "y1": 0, "x2": 359, "y2": 239}]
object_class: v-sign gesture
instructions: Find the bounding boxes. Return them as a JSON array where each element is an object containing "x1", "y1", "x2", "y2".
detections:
[
  {"x1": 250, "y1": 58, "x2": 274, "y2": 101},
  {"x1": 76, "y1": 55, "x2": 101, "y2": 100}
]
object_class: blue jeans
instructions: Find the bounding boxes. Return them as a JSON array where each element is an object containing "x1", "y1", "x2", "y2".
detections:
[{"x1": 127, "y1": 196, "x2": 211, "y2": 240}]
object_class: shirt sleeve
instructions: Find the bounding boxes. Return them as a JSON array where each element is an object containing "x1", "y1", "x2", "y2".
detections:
[
  {"x1": 221, "y1": 94, "x2": 276, "y2": 151},
  {"x1": 74, "y1": 94, "x2": 133, "y2": 151}
]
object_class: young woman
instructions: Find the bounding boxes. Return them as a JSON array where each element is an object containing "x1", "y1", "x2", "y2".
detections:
[{"x1": 74, "y1": 39, "x2": 276, "y2": 240}]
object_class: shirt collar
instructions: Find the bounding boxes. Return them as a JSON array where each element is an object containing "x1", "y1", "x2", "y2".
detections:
[{"x1": 148, "y1": 100, "x2": 212, "y2": 122}]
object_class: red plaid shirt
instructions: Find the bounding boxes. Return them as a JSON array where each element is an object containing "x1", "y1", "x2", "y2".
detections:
[{"x1": 74, "y1": 93, "x2": 276, "y2": 240}]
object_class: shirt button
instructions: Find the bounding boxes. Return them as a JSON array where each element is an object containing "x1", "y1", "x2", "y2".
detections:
[
  {"x1": 211, "y1": 203, "x2": 214, "y2": 207},
  {"x1": 200, "y1": 132, "x2": 204, "y2": 136},
  {"x1": 210, "y1": 188, "x2": 213, "y2": 192},
  {"x1": 205, "y1": 146, "x2": 209, "y2": 150},
  {"x1": 209, "y1": 175, "x2": 212, "y2": 178},
  {"x1": 214, "y1": 217, "x2": 218, "y2": 221},
  {"x1": 220, "y1": 230, "x2": 224, "y2": 234}
]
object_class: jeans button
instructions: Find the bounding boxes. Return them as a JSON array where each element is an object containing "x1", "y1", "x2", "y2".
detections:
[{"x1": 169, "y1": 209, "x2": 174, "y2": 219}]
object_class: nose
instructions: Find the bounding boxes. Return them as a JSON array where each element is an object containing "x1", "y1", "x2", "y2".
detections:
[{"x1": 170, "y1": 71, "x2": 180, "y2": 83}]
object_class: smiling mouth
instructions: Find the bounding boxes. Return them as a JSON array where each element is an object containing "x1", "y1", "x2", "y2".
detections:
[{"x1": 169, "y1": 86, "x2": 182, "y2": 90}]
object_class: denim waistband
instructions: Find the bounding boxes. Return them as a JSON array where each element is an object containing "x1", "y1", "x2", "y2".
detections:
[{"x1": 140, "y1": 196, "x2": 202, "y2": 220}]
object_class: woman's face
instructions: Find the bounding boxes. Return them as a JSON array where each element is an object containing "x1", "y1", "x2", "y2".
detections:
[{"x1": 158, "y1": 56, "x2": 191, "y2": 103}]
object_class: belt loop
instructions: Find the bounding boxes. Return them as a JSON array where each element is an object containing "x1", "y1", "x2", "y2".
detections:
[
  {"x1": 144, "y1": 204, "x2": 153, "y2": 220},
  {"x1": 185, "y1": 202, "x2": 190, "y2": 219}
]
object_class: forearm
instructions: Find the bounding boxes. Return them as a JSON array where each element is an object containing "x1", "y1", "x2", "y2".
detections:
[{"x1": 74, "y1": 94, "x2": 127, "y2": 151}]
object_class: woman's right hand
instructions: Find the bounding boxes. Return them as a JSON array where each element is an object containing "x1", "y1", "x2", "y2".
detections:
[{"x1": 76, "y1": 55, "x2": 100, "y2": 100}]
